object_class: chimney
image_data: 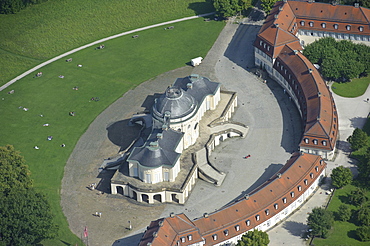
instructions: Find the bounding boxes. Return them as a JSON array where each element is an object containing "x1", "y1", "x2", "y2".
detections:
[
  {"x1": 170, "y1": 212, "x2": 175, "y2": 218},
  {"x1": 153, "y1": 232, "x2": 158, "y2": 238},
  {"x1": 187, "y1": 83, "x2": 193, "y2": 89},
  {"x1": 159, "y1": 220, "x2": 164, "y2": 227},
  {"x1": 308, "y1": 68, "x2": 313, "y2": 74},
  {"x1": 294, "y1": 50, "x2": 298, "y2": 55},
  {"x1": 150, "y1": 141, "x2": 159, "y2": 148},
  {"x1": 279, "y1": 6, "x2": 283, "y2": 11},
  {"x1": 274, "y1": 14, "x2": 279, "y2": 19},
  {"x1": 318, "y1": 92, "x2": 322, "y2": 97},
  {"x1": 245, "y1": 194, "x2": 250, "y2": 200},
  {"x1": 354, "y1": 2, "x2": 359, "y2": 7},
  {"x1": 157, "y1": 133, "x2": 163, "y2": 139},
  {"x1": 203, "y1": 213, "x2": 209, "y2": 218},
  {"x1": 277, "y1": 173, "x2": 282, "y2": 178},
  {"x1": 274, "y1": 23, "x2": 279, "y2": 28}
]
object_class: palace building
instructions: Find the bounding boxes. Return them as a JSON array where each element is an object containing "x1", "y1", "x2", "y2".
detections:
[{"x1": 138, "y1": 1, "x2": 370, "y2": 245}]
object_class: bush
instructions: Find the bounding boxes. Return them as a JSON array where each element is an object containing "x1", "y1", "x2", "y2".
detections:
[{"x1": 337, "y1": 204, "x2": 352, "y2": 222}]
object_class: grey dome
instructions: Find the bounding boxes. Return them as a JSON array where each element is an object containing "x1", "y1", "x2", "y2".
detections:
[{"x1": 154, "y1": 87, "x2": 197, "y2": 119}]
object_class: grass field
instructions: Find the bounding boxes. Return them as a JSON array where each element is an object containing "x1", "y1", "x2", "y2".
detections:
[
  {"x1": 0, "y1": 0, "x2": 214, "y2": 86},
  {"x1": 0, "y1": 16, "x2": 225, "y2": 245},
  {"x1": 332, "y1": 76, "x2": 370, "y2": 98},
  {"x1": 314, "y1": 185, "x2": 370, "y2": 246}
]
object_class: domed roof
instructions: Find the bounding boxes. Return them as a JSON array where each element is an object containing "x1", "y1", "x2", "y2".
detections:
[{"x1": 154, "y1": 87, "x2": 197, "y2": 119}]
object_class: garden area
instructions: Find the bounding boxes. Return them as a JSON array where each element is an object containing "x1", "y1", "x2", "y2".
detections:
[{"x1": 0, "y1": 1, "x2": 225, "y2": 245}]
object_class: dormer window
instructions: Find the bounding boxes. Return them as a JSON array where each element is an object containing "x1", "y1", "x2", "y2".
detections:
[
  {"x1": 334, "y1": 24, "x2": 338, "y2": 29},
  {"x1": 346, "y1": 25, "x2": 351, "y2": 31},
  {"x1": 212, "y1": 234, "x2": 217, "y2": 241},
  {"x1": 235, "y1": 225, "x2": 240, "y2": 231},
  {"x1": 188, "y1": 235, "x2": 192, "y2": 241},
  {"x1": 310, "y1": 173, "x2": 314, "y2": 179},
  {"x1": 291, "y1": 192, "x2": 295, "y2": 198},
  {"x1": 265, "y1": 209, "x2": 270, "y2": 215},
  {"x1": 267, "y1": 46, "x2": 270, "y2": 51},
  {"x1": 256, "y1": 215, "x2": 260, "y2": 221},
  {"x1": 322, "y1": 140, "x2": 327, "y2": 146},
  {"x1": 283, "y1": 197, "x2": 287, "y2": 204},
  {"x1": 246, "y1": 220, "x2": 251, "y2": 226},
  {"x1": 322, "y1": 23, "x2": 326, "y2": 28},
  {"x1": 274, "y1": 203, "x2": 278, "y2": 210},
  {"x1": 304, "y1": 138, "x2": 309, "y2": 144},
  {"x1": 298, "y1": 185, "x2": 302, "y2": 192},
  {"x1": 313, "y1": 139, "x2": 318, "y2": 145},
  {"x1": 224, "y1": 230, "x2": 229, "y2": 236},
  {"x1": 300, "y1": 21, "x2": 305, "y2": 26},
  {"x1": 181, "y1": 237, "x2": 186, "y2": 243},
  {"x1": 359, "y1": 26, "x2": 364, "y2": 32},
  {"x1": 260, "y1": 40, "x2": 263, "y2": 46},
  {"x1": 304, "y1": 179, "x2": 308, "y2": 185},
  {"x1": 309, "y1": 21, "x2": 314, "y2": 27},
  {"x1": 315, "y1": 166, "x2": 319, "y2": 172}
]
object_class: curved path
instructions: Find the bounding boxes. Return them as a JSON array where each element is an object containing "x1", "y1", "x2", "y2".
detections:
[{"x1": 0, "y1": 12, "x2": 214, "y2": 92}]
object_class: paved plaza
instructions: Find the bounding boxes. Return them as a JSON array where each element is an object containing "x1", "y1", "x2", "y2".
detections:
[{"x1": 60, "y1": 17, "x2": 370, "y2": 246}]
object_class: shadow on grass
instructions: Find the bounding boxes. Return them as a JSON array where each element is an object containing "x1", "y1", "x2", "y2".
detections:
[
  {"x1": 60, "y1": 240, "x2": 72, "y2": 246},
  {"x1": 106, "y1": 119, "x2": 141, "y2": 150},
  {"x1": 188, "y1": 0, "x2": 215, "y2": 15},
  {"x1": 339, "y1": 194, "x2": 351, "y2": 204},
  {"x1": 347, "y1": 229, "x2": 358, "y2": 241},
  {"x1": 283, "y1": 221, "x2": 307, "y2": 237}
]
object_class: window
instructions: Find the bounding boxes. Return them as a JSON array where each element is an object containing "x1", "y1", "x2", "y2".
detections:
[
  {"x1": 274, "y1": 203, "x2": 279, "y2": 210},
  {"x1": 322, "y1": 23, "x2": 326, "y2": 28},
  {"x1": 212, "y1": 234, "x2": 217, "y2": 240},
  {"x1": 359, "y1": 26, "x2": 364, "y2": 32},
  {"x1": 291, "y1": 192, "x2": 295, "y2": 198},
  {"x1": 304, "y1": 179, "x2": 308, "y2": 185},
  {"x1": 298, "y1": 185, "x2": 302, "y2": 192},
  {"x1": 320, "y1": 160, "x2": 324, "y2": 166},
  {"x1": 313, "y1": 139, "x2": 318, "y2": 145},
  {"x1": 260, "y1": 40, "x2": 263, "y2": 46},
  {"x1": 304, "y1": 138, "x2": 309, "y2": 144},
  {"x1": 283, "y1": 197, "x2": 287, "y2": 204},
  {"x1": 267, "y1": 46, "x2": 270, "y2": 51},
  {"x1": 224, "y1": 230, "x2": 229, "y2": 236},
  {"x1": 300, "y1": 21, "x2": 305, "y2": 26},
  {"x1": 246, "y1": 220, "x2": 251, "y2": 226},
  {"x1": 181, "y1": 237, "x2": 186, "y2": 243},
  {"x1": 265, "y1": 209, "x2": 270, "y2": 215},
  {"x1": 315, "y1": 166, "x2": 319, "y2": 172},
  {"x1": 256, "y1": 215, "x2": 260, "y2": 221},
  {"x1": 309, "y1": 21, "x2": 314, "y2": 27},
  {"x1": 310, "y1": 173, "x2": 314, "y2": 179},
  {"x1": 235, "y1": 225, "x2": 240, "y2": 231},
  {"x1": 346, "y1": 25, "x2": 351, "y2": 31},
  {"x1": 188, "y1": 235, "x2": 192, "y2": 241},
  {"x1": 334, "y1": 24, "x2": 338, "y2": 29}
]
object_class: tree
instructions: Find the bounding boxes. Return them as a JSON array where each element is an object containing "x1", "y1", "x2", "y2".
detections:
[
  {"x1": 357, "y1": 206, "x2": 370, "y2": 226},
  {"x1": 261, "y1": 0, "x2": 277, "y2": 14},
  {"x1": 0, "y1": 145, "x2": 32, "y2": 196},
  {"x1": 236, "y1": 229, "x2": 270, "y2": 246},
  {"x1": 347, "y1": 128, "x2": 368, "y2": 151},
  {"x1": 331, "y1": 166, "x2": 353, "y2": 189},
  {"x1": 307, "y1": 207, "x2": 334, "y2": 238},
  {"x1": 0, "y1": 189, "x2": 58, "y2": 245},
  {"x1": 356, "y1": 226, "x2": 370, "y2": 242},
  {"x1": 350, "y1": 188, "x2": 368, "y2": 207},
  {"x1": 337, "y1": 204, "x2": 352, "y2": 222},
  {"x1": 213, "y1": 0, "x2": 244, "y2": 18}
]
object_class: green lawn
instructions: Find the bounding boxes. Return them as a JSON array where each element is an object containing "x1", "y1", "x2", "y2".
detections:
[
  {"x1": 314, "y1": 185, "x2": 370, "y2": 246},
  {"x1": 332, "y1": 76, "x2": 370, "y2": 98},
  {"x1": 0, "y1": 17, "x2": 225, "y2": 245},
  {"x1": 0, "y1": 0, "x2": 214, "y2": 86}
]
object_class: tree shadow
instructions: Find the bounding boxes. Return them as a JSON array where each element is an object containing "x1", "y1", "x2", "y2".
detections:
[
  {"x1": 283, "y1": 221, "x2": 307, "y2": 237},
  {"x1": 349, "y1": 116, "x2": 367, "y2": 130},
  {"x1": 347, "y1": 229, "x2": 358, "y2": 241},
  {"x1": 336, "y1": 139, "x2": 351, "y2": 152},
  {"x1": 339, "y1": 194, "x2": 351, "y2": 204},
  {"x1": 187, "y1": 1, "x2": 215, "y2": 16},
  {"x1": 59, "y1": 240, "x2": 72, "y2": 246}
]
